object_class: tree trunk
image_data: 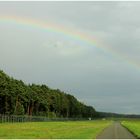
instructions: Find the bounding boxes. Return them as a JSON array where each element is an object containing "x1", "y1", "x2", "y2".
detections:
[
  {"x1": 14, "y1": 96, "x2": 18, "y2": 114},
  {"x1": 27, "y1": 103, "x2": 30, "y2": 115},
  {"x1": 29, "y1": 101, "x2": 34, "y2": 116},
  {"x1": 5, "y1": 96, "x2": 8, "y2": 114}
]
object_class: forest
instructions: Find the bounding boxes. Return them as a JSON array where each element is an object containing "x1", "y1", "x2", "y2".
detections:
[{"x1": 0, "y1": 70, "x2": 98, "y2": 118}]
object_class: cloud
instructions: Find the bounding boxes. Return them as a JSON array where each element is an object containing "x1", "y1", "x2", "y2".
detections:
[
  {"x1": 43, "y1": 40, "x2": 90, "y2": 57},
  {"x1": 0, "y1": 1, "x2": 140, "y2": 114}
]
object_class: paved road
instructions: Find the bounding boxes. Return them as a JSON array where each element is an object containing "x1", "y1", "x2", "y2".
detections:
[{"x1": 96, "y1": 121, "x2": 136, "y2": 139}]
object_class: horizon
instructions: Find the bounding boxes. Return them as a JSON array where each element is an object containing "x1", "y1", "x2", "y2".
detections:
[
  {"x1": 1, "y1": 1, "x2": 140, "y2": 114},
  {"x1": 1, "y1": 69, "x2": 140, "y2": 116}
]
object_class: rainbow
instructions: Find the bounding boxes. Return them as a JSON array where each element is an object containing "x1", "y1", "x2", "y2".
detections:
[
  {"x1": 0, "y1": 15, "x2": 139, "y2": 71},
  {"x1": 0, "y1": 15, "x2": 100, "y2": 47}
]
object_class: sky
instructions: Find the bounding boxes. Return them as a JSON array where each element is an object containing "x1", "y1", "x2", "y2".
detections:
[{"x1": 0, "y1": 1, "x2": 140, "y2": 114}]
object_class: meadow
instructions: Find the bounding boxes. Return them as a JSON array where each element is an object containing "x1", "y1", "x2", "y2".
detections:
[
  {"x1": 0, "y1": 120, "x2": 111, "y2": 139},
  {"x1": 122, "y1": 120, "x2": 140, "y2": 138}
]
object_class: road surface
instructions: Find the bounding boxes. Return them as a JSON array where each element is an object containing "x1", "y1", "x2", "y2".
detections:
[{"x1": 96, "y1": 121, "x2": 136, "y2": 139}]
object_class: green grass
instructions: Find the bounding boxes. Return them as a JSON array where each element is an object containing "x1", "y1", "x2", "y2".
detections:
[
  {"x1": 0, "y1": 120, "x2": 111, "y2": 139},
  {"x1": 122, "y1": 120, "x2": 140, "y2": 138}
]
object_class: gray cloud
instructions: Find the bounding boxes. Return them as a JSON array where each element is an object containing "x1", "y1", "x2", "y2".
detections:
[{"x1": 0, "y1": 1, "x2": 140, "y2": 114}]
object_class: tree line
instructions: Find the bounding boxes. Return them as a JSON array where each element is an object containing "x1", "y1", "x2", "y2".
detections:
[{"x1": 0, "y1": 70, "x2": 98, "y2": 118}]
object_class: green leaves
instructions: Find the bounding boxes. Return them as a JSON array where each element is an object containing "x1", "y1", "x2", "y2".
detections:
[{"x1": 0, "y1": 70, "x2": 97, "y2": 118}]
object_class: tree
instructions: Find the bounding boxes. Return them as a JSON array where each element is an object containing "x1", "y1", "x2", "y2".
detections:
[
  {"x1": 0, "y1": 70, "x2": 97, "y2": 118},
  {"x1": 14, "y1": 101, "x2": 25, "y2": 115}
]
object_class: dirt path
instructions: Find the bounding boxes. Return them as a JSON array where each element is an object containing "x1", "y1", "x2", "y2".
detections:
[{"x1": 96, "y1": 121, "x2": 136, "y2": 139}]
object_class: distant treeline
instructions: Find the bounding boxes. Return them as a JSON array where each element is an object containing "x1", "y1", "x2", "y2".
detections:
[
  {"x1": 0, "y1": 70, "x2": 98, "y2": 118},
  {"x1": 98, "y1": 112, "x2": 140, "y2": 119}
]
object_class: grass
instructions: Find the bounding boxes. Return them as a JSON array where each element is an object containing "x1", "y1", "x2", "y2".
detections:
[
  {"x1": 122, "y1": 120, "x2": 140, "y2": 138},
  {"x1": 0, "y1": 120, "x2": 111, "y2": 139}
]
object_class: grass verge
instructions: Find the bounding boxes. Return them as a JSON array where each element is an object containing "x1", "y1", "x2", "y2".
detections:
[
  {"x1": 0, "y1": 120, "x2": 111, "y2": 139},
  {"x1": 122, "y1": 120, "x2": 140, "y2": 138}
]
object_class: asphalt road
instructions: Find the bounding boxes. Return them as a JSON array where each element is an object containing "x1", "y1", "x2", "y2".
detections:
[{"x1": 96, "y1": 121, "x2": 136, "y2": 139}]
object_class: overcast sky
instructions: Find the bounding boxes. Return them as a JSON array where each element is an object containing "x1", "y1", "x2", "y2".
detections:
[{"x1": 1, "y1": 1, "x2": 140, "y2": 114}]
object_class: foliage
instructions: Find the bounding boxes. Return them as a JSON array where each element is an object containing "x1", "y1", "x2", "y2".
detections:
[
  {"x1": 14, "y1": 101, "x2": 25, "y2": 115},
  {"x1": 0, "y1": 70, "x2": 98, "y2": 118}
]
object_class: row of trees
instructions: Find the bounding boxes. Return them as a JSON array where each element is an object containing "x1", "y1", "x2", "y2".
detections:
[{"x1": 0, "y1": 70, "x2": 98, "y2": 118}]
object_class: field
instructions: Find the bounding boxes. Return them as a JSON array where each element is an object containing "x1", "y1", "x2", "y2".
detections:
[
  {"x1": 0, "y1": 120, "x2": 111, "y2": 139},
  {"x1": 122, "y1": 120, "x2": 140, "y2": 138}
]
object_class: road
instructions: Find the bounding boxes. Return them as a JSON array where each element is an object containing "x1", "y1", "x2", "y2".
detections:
[{"x1": 96, "y1": 121, "x2": 136, "y2": 139}]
